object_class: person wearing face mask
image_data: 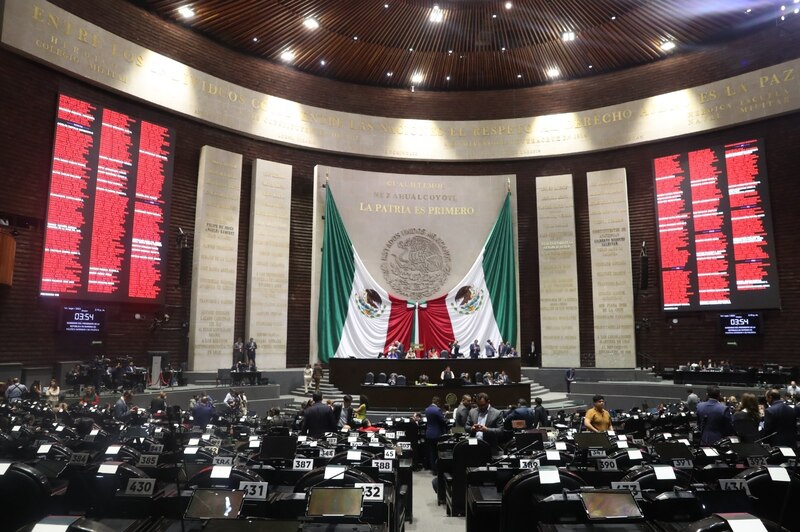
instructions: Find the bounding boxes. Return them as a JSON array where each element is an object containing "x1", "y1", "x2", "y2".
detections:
[{"x1": 465, "y1": 392, "x2": 504, "y2": 449}]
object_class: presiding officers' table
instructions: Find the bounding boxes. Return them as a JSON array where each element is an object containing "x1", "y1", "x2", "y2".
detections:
[
  {"x1": 360, "y1": 382, "x2": 530, "y2": 409},
  {"x1": 329, "y1": 357, "x2": 522, "y2": 395}
]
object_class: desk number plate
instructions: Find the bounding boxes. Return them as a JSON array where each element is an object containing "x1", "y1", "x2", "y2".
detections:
[
  {"x1": 293, "y1": 458, "x2": 314, "y2": 471},
  {"x1": 355, "y1": 482, "x2": 384, "y2": 501},
  {"x1": 239, "y1": 481, "x2": 269, "y2": 500},
  {"x1": 137, "y1": 454, "x2": 159, "y2": 467},
  {"x1": 125, "y1": 478, "x2": 156, "y2": 497}
]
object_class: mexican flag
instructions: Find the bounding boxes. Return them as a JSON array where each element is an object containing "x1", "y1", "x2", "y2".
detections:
[
  {"x1": 419, "y1": 192, "x2": 517, "y2": 353},
  {"x1": 317, "y1": 188, "x2": 516, "y2": 362}
]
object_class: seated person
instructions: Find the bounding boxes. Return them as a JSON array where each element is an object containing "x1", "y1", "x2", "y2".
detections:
[
  {"x1": 427, "y1": 348, "x2": 440, "y2": 359},
  {"x1": 416, "y1": 374, "x2": 430, "y2": 385},
  {"x1": 386, "y1": 346, "x2": 399, "y2": 359},
  {"x1": 405, "y1": 350, "x2": 417, "y2": 359},
  {"x1": 483, "y1": 371, "x2": 495, "y2": 385}
]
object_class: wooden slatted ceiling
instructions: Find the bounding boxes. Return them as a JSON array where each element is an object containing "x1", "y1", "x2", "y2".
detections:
[{"x1": 130, "y1": 0, "x2": 765, "y2": 90}]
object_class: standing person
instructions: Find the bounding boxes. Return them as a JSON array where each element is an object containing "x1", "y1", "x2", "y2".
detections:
[
  {"x1": 5, "y1": 377, "x2": 28, "y2": 403},
  {"x1": 245, "y1": 338, "x2": 258, "y2": 365},
  {"x1": 685, "y1": 388, "x2": 700, "y2": 412},
  {"x1": 300, "y1": 392, "x2": 335, "y2": 438},
  {"x1": 584, "y1": 394, "x2": 614, "y2": 433},
  {"x1": 565, "y1": 368, "x2": 576, "y2": 393},
  {"x1": 333, "y1": 395, "x2": 355, "y2": 430},
  {"x1": 312, "y1": 363, "x2": 323, "y2": 393},
  {"x1": 532, "y1": 397, "x2": 549, "y2": 428},
  {"x1": 232, "y1": 337, "x2": 244, "y2": 365},
  {"x1": 354, "y1": 395, "x2": 369, "y2": 424},
  {"x1": 113, "y1": 391, "x2": 137, "y2": 421},
  {"x1": 764, "y1": 388, "x2": 798, "y2": 448},
  {"x1": 786, "y1": 381, "x2": 800, "y2": 401},
  {"x1": 46, "y1": 378, "x2": 61, "y2": 408},
  {"x1": 469, "y1": 339, "x2": 480, "y2": 359},
  {"x1": 732, "y1": 393, "x2": 760, "y2": 444},
  {"x1": 29, "y1": 381, "x2": 42, "y2": 402},
  {"x1": 150, "y1": 391, "x2": 167, "y2": 414},
  {"x1": 504, "y1": 398, "x2": 535, "y2": 429},
  {"x1": 484, "y1": 339, "x2": 497, "y2": 358},
  {"x1": 192, "y1": 396, "x2": 215, "y2": 427},
  {"x1": 465, "y1": 392, "x2": 504, "y2": 449},
  {"x1": 455, "y1": 395, "x2": 472, "y2": 428},
  {"x1": 450, "y1": 340, "x2": 460, "y2": 358},
  {"x1": 440, "y1": 366, "x2": 454, "y2": 381},
  {"x1": 303, "y1": 363, "x2": 313, "y2": 394},
  {"x1": 696, "y1": 386, "x2": 733, "y2": 446},
  {"x1": 425, "y1": 396, "x2": 448, "y2": 472}
]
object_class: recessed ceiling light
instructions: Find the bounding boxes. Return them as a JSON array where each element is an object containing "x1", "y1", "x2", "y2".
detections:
[
  {"x1": 303, "y1": 17, "x2": 319, "y2": 30},
  {"x1": 384, "y1": 3, "x2": 389, "y2": 7},
  {"x1": 611, "y1": 15, "x2": 616, "y2": 20},
  {"x1": 501, "y1": 46, "x2": 506, "y2": 51},
  {"x1": 562, "y1": 31, "x2": 575, "y2": 42},
  {"x1": 320, "y1": 60, "x2": 326, "y2": 65},
  {"x1": 745, "y1": 8, "x2": 752, "y2": 13},
  {"x1": 252, "y1": 37, "x2": 258, "y2": 42},
  {"x1": 280, "y1": 50, "x2": 295, "y2": 62},
  {"x1": 505, "y1": 2, "x2": 513, "y2": 9},
  {"x1": 588, "y1": 64, "x2": 593, "y2": 69},
  {"x1": 411, "y1": 72, "x2": 423, "y2": 84},
  {"x1": 780, "y1": 5, "x2": 785, "y2": 10},
  {"x1": 516, "y1": 74, "x2": 522, "y2": 78},
  {"x1": 430, "y1": 5, "x2": 444, "y2": 23},
  {"x1": 446, "y1": 75, "x2": 451, "y2": 81},
  {"x1": 386, "y1": 72, "x2": 393, "y2": 77},
  {"x1": 660, "y1": 41, "x2": 676, "y2": 51},
  {"x1": 353, "y1": 36, "x2": 358, "y2": 40},
  {"x1": 492, "y1": 13, "x2": 497, "y2": 19},
  {"x1": 546, "y1": 67, "x2": 560, "y2": 78},
  {"x1": 448, "y1": 50, "x2": 453, "y2": 54},
  {"x1": 409, "y1": 47, "x2": 414, "y2": 52},
  {"x1": 178, "y1": 5, "x2": 195, "y2": 18}
]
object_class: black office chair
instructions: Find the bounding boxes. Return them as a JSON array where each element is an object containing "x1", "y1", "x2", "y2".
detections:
[
  {"x1": 444, "y1": 437, "x2": 492, "y2": 516},
  {"x1": 0, "y1": 462, "x2": 59, "y2": 529},
  {"x1": 620, "y1": 464, "x2": 692, "y2": 493},
  {"x1": 474, "y1": 372, "x2": 484, "y2": 384},
  {"x1": 684, "y1": 514, "x2": 788, "y2": 532},
  {"x1": 396, "y1": 374, "x2": 407, "y2": 386},
  {"x1": 376, "y1": 372, "x2": 387, "y2": 384},
  {"x1": 364, "y1": 371, "x2": 375, "y2": 384},
  {"x1": 500, "y1": 468, "x2": 586, "y2": 530},
  {"x1": 735, "y1": 466, "x2": 800, "y2": 525}
]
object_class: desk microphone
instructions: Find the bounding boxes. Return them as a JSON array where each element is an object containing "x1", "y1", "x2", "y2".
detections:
[
  {"x1": 754, "y1": 431, "x2": 777, "y2": 444},
  {"x1": 487, "y1": 437, "x2": 547, "y2": 467}
]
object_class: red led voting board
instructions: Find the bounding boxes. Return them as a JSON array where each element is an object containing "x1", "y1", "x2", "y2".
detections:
[
  {"x1": 653, "y1": 139, "x2": 780, "y2": 312},
  {"x1": 40, "y1": 94, "x2": 175, "y2": 302}
]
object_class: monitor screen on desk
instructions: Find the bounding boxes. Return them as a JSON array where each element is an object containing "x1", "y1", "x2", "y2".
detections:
[
  {"x1": 260, "y1": 435, "x2": 298, "y2": 460},
  {"x1": 515, "y1": 430, "x2": 545, "y2": 451},
  {"x1": 653, "y1": 442, "x2": 695, "y2": 460},
  {"x1": 573, "y1": 432, "x2": 612, "y2": 450},
  {"x1": 306, "y1": 487, "x2": 363, "y2": 517},
  {"x1": 580, "y1": 490, "x2": 644, "y2": 521},
  {"x1": 185, "y1": 489, "x2": 244, "y2": 520},
  {"x1": 729, "y1": 443, "x2": 769, "y2": 457}
]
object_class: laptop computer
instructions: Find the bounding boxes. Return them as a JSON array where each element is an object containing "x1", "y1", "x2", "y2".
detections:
[
  {"x1": 306, "y1": 487, "x2": 363, "y2": 518},
  {"x1": 260, "y1": 435, "x2": 298, "y2": 461},
  {"x1": 653, "y1": 442, "x2": 695, "y2": 460},
  {"x1": 580, "y1": 489, "x2": 645, "y2": 521},
  {"x1": 574, "y1": 432, "x2": 612, "y2": 450},
  {"x1": 184, "y1": 489, "x2": 244, "y2": 520}
]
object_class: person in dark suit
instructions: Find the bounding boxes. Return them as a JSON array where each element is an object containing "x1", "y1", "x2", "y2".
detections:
[
  {"x1": 332, "y1": 394, "x2": 355, "y2": 430},
  {"x1": 466, "y1": 392, "x2": 504, "y2": 449},
  {"x1": 454, "y1": 394, "x2": 472, "y2": 428},
  {"x1": 424, "y1": 396, "x2": 448, "y2": 472},
  {"x1": 532, "y1": 397, "x2": 549, "y2": 428},
  {"x1": 469, "y1": 340, "x2": 480, "y2": 359},
  {"x1": 301, "y1": 392, "x2": 335, "y2": 438},
  {"x1": 450, "y1": 340, "x2": 460, "y2": 358},
  {"x1": 732, "y1": 392, "x2": 760, "y2": 444},
  {"x1": 503, "y1": 398, "x2": 535, "y2": 429},
  {"x1": 149, "y1": 391, "x2": 167, "y2": 414},
  {"x1": 565, "y1": 368, "x2": 576, "y2": 393},
  {"x1": 764, "y1": 388, "x2": 798, "y2": 448},
  {"x1": 696, "y1": 386, "x2": 733, "y2": 445}
]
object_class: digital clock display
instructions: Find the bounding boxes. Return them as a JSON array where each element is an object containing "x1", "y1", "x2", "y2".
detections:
[{"x1": 60, "y1": 306, "x2": 106, "y2": 333}]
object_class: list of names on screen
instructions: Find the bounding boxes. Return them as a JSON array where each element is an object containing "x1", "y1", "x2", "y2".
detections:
[
  {"x1": 40, "y1": 94, "x2": 175, "y2": 302},
  {"x1": 653, "y1": 139, "x2": 780, "y2": 312}
]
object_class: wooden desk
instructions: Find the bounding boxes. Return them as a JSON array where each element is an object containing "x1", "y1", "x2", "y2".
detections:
[{"x1": 360, "y1": 382, "x2": 530, "y2": 409}]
